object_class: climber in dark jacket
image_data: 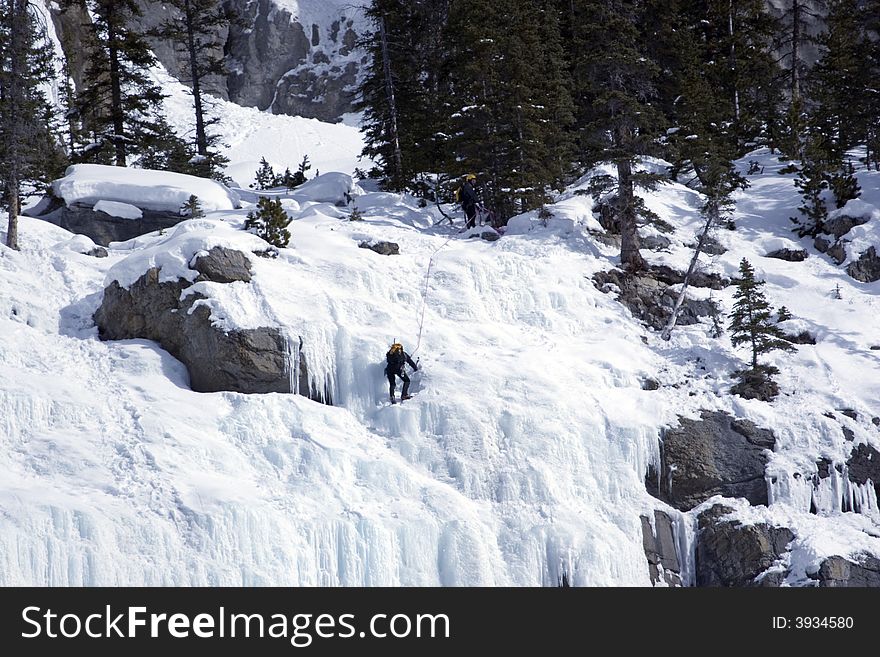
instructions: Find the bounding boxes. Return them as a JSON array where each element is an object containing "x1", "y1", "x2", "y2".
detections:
[
  {"x1": 459, "y1": 174, "x2": 479, "y2": 229},
  {"x1": 385, "y1": 342, "x2": 418, "y2": 403}
]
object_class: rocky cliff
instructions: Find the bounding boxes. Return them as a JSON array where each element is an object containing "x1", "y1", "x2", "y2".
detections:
[{"x1": 49, "y1": 0, "x2": 369, "y2": 123}]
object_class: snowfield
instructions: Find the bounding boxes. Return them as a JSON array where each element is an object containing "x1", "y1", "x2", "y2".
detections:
[{"x1": 1, "y1": 148, "x2": 879, "y2": 586}]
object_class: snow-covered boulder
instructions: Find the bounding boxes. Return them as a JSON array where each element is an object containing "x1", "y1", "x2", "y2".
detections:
[
  {"x1": 26, "y1": 165, "x2": 241, "y2": 245},
  {"x1": 93, "y1": 221, "x2": 320, "y2": 396},
  {"x1": 53, "y1": 164, "x2": 240, "y2": 213},
  {"x1": 291, "y1": 172, "x2": 360, "y2": 205}
]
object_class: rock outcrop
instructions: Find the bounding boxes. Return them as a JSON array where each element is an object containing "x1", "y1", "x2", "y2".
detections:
[
  {"x1": 24, "y1": 196, "x2": 182, "y2": 247},
  {"x1": 846, "y1": 247, "x2": 880, "y2": 283},
  {"x1": 766, "y1": 248, "x2": 808, "y2": 262},
  {"x1": 640, "y1": 510, "x2": 683, "y2": 587},
  {"x1": 846, "y1": 442, "x2": 880, "y2": 501},
  {"x1": 646, "y1": 410, "x2": 775, "y2": 510},
  {"x1": 359, "y1": 241, "x2": 400, "y2": 256},
  {"x1": 811, "y1": 555, "x2": 880, "y2": 587},
  {"x1": 695, "y1": 504, "x2": 794, "y2": 587},
  {"x1": 93, "y1": 247, "x2": 322, "y2": 397},
  {"x1": 593, "y1": 268, "x2": 719, "y2": 331},
  {"x1": 114, "y1": 0, "x2": 366, "y2": 121}
]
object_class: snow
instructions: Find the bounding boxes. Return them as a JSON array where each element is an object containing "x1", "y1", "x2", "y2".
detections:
[
  {"x1": 290, "y1": 172, "x2": 360, "y2": 204},
  {"x1": 153, "y1": 67, "x2": 370, "y2": 189},
  {"x1": 2, "y1": 140, "x2": 880, "y2": 586},
  {"x1": 93, "y1": 200, "x2": 143, "y2": 220},
  {"x1": 54, "y1": 164, "x2": 241, "y2": 213},
  {"x1": 828, "y1": 198, "x2": 880, "y2": 223}
]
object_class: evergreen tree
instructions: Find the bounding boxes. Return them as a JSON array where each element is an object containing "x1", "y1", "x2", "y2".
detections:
[
  {"x1": 293, "y1": 155, "x2": 311, "y2": 186},
  {"x1": 151, "y1": 0, "x2": 231, "y2": 179},
  {"x1": 571, "y1": 0, "x2": 664, "y2": 271},
  {"x1": 65, "y1": 0, "x2": 171, "y2": 166},
  {"x1": 446, "y1": 0, "x2": 574, "y2": 219},
  {"x1": 729, "y1": 258, "x2": 795, "y2": 377},
  {"x1": 774, "y1": 0, "x2": 827, "y2": 157},
  {"x1": 251, "y1": 157, "x2": 278, "y2": 190},
  {"x1": 866, "y1": 0, "x2": 880, "y2": 169},
  {"x1": 245, "y1": 197, "x2": 290, "y2": 248},
  {"x1": 180, "y1": 195, "x2": 204, "y2": 218},
  {"x1": 0, "y1": 0, "x2": 64, "y2": 250},
  {"x1": 808, "y1": 0, "x2": 871, "y2": 153}
]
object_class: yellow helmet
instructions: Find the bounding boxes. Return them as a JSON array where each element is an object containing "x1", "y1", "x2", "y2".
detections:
[{"x1": 465, "y1": 173, "x2": 476, "y2": 181}]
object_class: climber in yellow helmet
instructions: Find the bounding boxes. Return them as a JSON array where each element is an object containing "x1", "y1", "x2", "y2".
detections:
[
  {"x1": 385, "y1": 342, "x2": 418, "y2": 403},
  {"x1": 459, "y1": 174, "x2": 479, "y2": 229}
]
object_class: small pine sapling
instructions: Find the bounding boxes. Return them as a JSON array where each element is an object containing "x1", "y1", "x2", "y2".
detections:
[
  {"x1": 348, "y1": 206, "x2": 364, "y2": 221},
  {"x1": 245, "y1": 197, "x2": 291, "y2": 248},
  {"x1": 728, "y1": 258, "x2": 796, "y2": 399},
  {"x1": 180, "y1": 194, "x2": 205, "y2": 218}
]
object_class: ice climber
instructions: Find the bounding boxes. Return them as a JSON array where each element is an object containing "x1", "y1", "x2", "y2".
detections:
[
  {"x1": 385, "y1": 342, "x2": 418, "y2": 403},
  {"x1": 458, "y1": 174, "x2": 479, "y2": 229}
]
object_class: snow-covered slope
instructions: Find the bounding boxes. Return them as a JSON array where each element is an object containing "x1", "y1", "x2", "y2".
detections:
[
  {"x1": 1, "y1": 150, "x2": 879, "y2": 586},
  {"x1": 155, "y1": 67, "x2": 369, "y2": 189}
]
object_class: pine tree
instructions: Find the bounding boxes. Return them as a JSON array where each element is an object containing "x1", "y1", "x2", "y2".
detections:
[
  {"x1": 293, "y1": 155, "x2": 311, "y2": 186},
  {"x1": 357, "y1": 0, "x2": 451, "y2": 191},
  {"x1": 808, "y1": 0, "x2": 871, "y2": 153},
  {"x1": 245, "y1": 197, "x2": 290, "y2": 248},
  {"x1": 729, "y1": 258, "x2": 795, "y2": 378},
  {"x1": 571, "y1": 0, "x2": 664, "y2": 271},
  {"x1": 151, "y1": 0, "x2": 231, "y2": 179},
  {"x1": 66, "y1": 0, "x2": 172, "y2": 166},
  {"x1": 0, "y1": 0, "x2": 64, "y2": 250},
  {"x1": 774, "y1": 0, "x2": 827, "y2": 157},
  {"x1": 445, "y1": 0, "x2": 574, "y2": 220},
  {"x1": 251, "y1": 157, "x2": 278, "y2": 190},
  {"x1": 180, "y1": 195, "x2": 204, "y2": 218}
]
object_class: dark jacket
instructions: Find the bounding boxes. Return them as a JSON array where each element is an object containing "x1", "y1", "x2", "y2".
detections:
[
  {"x1": 460, "y1": 181, "x2": 478, "y2": 210},
  {"x1": 386, "y1": 349, "x2": 417, "y2": 376}
]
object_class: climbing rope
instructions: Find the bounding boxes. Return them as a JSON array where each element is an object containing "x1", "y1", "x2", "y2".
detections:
[{"x1": 412, "y1": 228, "x2": 458, "y2": 356}]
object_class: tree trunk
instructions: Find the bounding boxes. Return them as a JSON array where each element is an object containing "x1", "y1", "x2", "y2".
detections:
[
  {"x1": 5, "y1": 0, "x2": 28, "y2": 250},
  {"x1": 661, "y1": 202, "x2": 717, "y2": 340},
  {"x1": 184, "y1": 0, "x2": 207, "y2": 156},
  {"x1": 729, "y1": 0, "x2": 740, "y2": 122},
  {"x1": 378, "y1": 16, "x2": 404, "y2": 190},
  {"x1": 616, "y1": 157, "x2": 646, "y2": 271},
  {"x1": 107, "y1": 9, "x2": 126, "y2": 166},
  {"x1": 791, "y1": 0, "x2": 801, "y2": 103}
]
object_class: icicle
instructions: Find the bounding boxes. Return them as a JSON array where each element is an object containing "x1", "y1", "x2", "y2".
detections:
[{"x1": 283, "y1": 329, "x2": 301, "y2": 396}]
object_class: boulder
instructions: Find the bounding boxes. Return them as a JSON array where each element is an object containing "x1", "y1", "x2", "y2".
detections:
[
  {"x1": 731, "y1": 367, "x2": 780, "y2": 401},
  {"x1": 87, "y1": 246, "x2": 109, "y2": 258},
  {"x1": 695, "y1": 504, "x2": 794, "y2": 587},
  {"x1": 192, "y1": 246, "x2": 252, "y2": 283},
  {"x1": 812, "y1": 555, "x2": 880, "y2": 587},
  {"x1": 846, "y1": 247, "x2": 880, "y2": 283},
  {"x1": 766, "y1": 248, "x2": 808, "y2": 262},
  {"x1": 359, "y1": 241, "x2": 400, "y2": 256},
  {"x1": 93, "y1": 252, "x2": 324, "y2": 400},
  {"x1": 650, "y1": 264, "x2": 729, "y2": 290},
  {"x1": 25, "y1": 196, "x2": 182, "y2": 246},
  {"x1": 646, "y1": 410, "x2": 775, "y2": 510},
  {"x1": 822, "y1": 214, "x2": 868, "y2": 239},
  {"x1": 640, "y1": 510, "x2": 683, "y2": 587}
]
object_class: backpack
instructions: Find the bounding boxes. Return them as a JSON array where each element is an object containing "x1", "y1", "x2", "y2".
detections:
[{"x1": 386, "y1": 343, "x2": 405, "y2": 370}]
